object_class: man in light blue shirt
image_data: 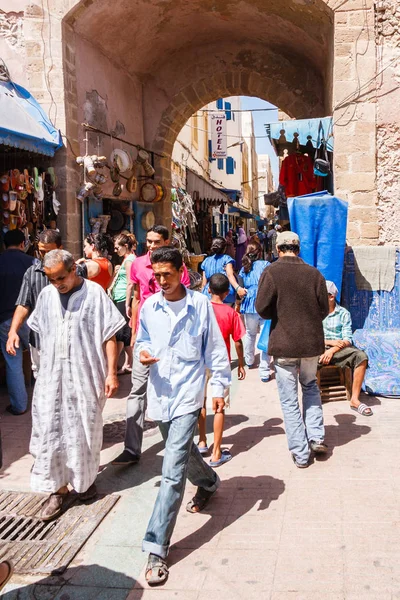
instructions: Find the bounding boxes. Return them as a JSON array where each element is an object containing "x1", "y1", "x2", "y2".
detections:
[{"x1": 136, "y1": 246, "x2": 231, "y2": 586}]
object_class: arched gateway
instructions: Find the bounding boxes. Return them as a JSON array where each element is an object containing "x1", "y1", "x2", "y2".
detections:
[{"x1": 20, "y1": 0, "x2": 379, "y2": 249}]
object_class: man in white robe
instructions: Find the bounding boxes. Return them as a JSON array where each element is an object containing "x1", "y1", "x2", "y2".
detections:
[{"x1": 28, "y1": 249, "x2": 125, "y2": 521}]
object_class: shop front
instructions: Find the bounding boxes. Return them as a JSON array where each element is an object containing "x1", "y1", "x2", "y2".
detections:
[
  {"x1": 185, "y1": 169, "x2": 232, "y2": 254},
  {"x1": 0, "y1": 63, "x2": 62, "y2": 253}
]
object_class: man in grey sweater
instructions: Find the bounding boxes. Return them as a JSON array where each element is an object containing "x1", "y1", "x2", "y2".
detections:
[{"x1": 256, "y1": 231, "x2": 329, "y2": 468}]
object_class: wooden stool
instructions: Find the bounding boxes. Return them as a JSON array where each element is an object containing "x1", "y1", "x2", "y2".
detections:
[{"x1": 317, "y1": 365, "x2": 353, "y2": 403}]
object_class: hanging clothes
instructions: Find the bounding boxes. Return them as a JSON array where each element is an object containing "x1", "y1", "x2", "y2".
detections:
[{"x1": 279, "y1": 153, "x2": 317, "y2": 197}]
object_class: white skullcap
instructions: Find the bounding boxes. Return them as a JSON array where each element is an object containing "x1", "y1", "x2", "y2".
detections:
[{"x1": 326, "y1": 280, "x2": 338, "y2": 297}]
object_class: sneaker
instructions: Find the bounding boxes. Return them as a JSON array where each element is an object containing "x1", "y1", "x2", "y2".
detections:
[
  {"x1": 310, "y1": 440, "x2": 328, "y2": 454},
  {"x1": 261, "y1": 376, "x2": 270, "y2": 383},
  {"x1": 292, "y1": 454, "x2": 309, "y2": 469},
  {"x1": 111, "y1": 449, "x2": 140, "y2": 465}
]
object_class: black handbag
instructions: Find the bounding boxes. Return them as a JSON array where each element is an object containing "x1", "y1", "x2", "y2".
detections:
[{"x1": 314, "y1": 121, "x2": 330, "y2": 177}]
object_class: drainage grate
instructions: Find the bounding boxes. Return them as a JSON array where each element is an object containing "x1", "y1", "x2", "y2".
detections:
[{"x1": 0, "y1": 491, "x2": 119, "y2": 575}]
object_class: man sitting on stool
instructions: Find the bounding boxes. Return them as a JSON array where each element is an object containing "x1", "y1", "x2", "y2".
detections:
[{"x1": 319, "y1": 280, "x2": 372, "y2": 417}]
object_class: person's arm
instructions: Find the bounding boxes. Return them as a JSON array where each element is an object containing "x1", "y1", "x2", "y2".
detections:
[
  {"x1": 225, "y1": 262, "x2": 246, "y2": 298},
  {"x1": 105, "y1": 335, "x2": 119, "y2": 398},
  {"x1": 130, "y1": 285, "x2": 141, "y2": 345},
  {"x1": 126, "y1": 280, "x2": 134, "y2": 317},
  {"x1": 201, "y1": 271, "x2": 207, "y2": 292},
  {"x1": 81, "y1": 259, "x2": 100, "y2": 279},
  {"x1": 6, "y1": 305, "x2": 30, "y2": 355},
  {"x1": 255, "y1": 269, "x2": 276, "y2": 320},
  {"x1": 135, "y1": 304, "x2": 158, "y2": 364},
  {"x1": 235, "y1": 339, "x2": 246, "y2": 380}
]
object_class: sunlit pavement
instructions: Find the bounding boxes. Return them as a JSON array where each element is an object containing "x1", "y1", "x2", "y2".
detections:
[{"x1": 0, "y1": 360, "x2": 398, "y2": 599}]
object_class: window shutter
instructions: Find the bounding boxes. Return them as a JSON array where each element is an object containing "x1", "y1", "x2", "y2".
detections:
[
  {"x1": 208, "y1": 140, "x2": 215, "y2": 162},
  {"x1": 216, "y1": 98, "x2": 223, "y2": 109},
  {"x1": 226, "y1": 156, "x2": 234, "y2": 175},
  {"x1": 225, "y1": 101, "x2": 232, "y2": 120},
  {"x1": 217, "y1": 158, "x2": 224, "y2": 170}
]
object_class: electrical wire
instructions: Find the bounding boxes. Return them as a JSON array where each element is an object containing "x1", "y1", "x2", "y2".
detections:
[{"x1": 39, "y1": 0, "x2": 57, "y2": 127}]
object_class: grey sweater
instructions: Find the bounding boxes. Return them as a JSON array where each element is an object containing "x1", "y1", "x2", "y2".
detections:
[{"x1": 255, "y1": 256, "x2": 329, "y2": 358}]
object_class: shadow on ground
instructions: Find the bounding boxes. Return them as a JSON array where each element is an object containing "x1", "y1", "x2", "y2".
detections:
[
  {"x1": 170, "y1": 474, "x2": 286, "y2": 562},
  {"x1": 2, "y1": 564, "x2": 139, "y2": 599}
]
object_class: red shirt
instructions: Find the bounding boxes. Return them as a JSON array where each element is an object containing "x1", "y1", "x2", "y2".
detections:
[
  {"x1": 211, "y1": 302, "x2": 246, "y2": 361},
  {"x1": 130, "y1": 252, "x2": 191, "y2": 329}
]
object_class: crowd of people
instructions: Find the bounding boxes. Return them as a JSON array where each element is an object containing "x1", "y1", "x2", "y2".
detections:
[{"x1": 0, "y1": 222, "x2": 373, "y2": 589}]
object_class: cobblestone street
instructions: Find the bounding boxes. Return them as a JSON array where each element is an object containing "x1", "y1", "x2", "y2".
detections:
[{"x1": 0, "y1": 363, "x2": 398, "y2": 599}]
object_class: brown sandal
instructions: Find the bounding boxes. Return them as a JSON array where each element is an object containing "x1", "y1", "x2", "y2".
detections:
[
  {"x1": 186, "y1": 486, "x2": 216, "y2": 513},
  {"x1": 0, "y1": 560, "x2": 14, "y2": 591},
  {"x1": 145, "y1": 553, "x2": 169, "y2": 586},
  {"x1": 39, "y1": 491, "x2": 69, "y2": 521}
]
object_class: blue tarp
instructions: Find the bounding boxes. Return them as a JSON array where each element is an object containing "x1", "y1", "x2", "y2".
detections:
[
  {"x1": 288, "y1": 191, "x2": 348, "y2": 296},
  {"x1": 268, "y1": 116, "x2": 333, "y2": 152},
  {"x1": 0, "y1": 80, "x2": 62, "y2": 156}
]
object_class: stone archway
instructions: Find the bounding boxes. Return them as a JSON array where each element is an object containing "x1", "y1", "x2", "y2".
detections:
[{"x1": 56, "y1": 0, "x2": 378, "y2": 246}]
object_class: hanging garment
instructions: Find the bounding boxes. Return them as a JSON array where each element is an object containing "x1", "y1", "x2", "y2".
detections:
[
  {"x1": 27, "y1": 280, "x2": 125, "y2": 493},
  {"x1": 279, "y1": 153, "x2": 317, "y2": 197}
]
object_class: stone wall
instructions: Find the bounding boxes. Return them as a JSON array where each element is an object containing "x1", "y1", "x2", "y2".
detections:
[{"x1": 375, "y1": 0, "x2": 400, "y2": 244}]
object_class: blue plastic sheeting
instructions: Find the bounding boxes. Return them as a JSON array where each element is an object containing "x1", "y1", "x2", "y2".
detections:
[
  {"x1": 0, "y1": 80, "x2": 62, "y2": 156},
  {"x1": 268, "y1": 116, "x2": 333, "y2": 151},
  {"x1": 342, "y1": 249, "x2": 400, "y2": 331},
  {"x1": 353, "y1": 329, "x2": 400, "y2": 397},
  {"x1": 288, "y1": 191, "x2": 348, "y2": 296}
]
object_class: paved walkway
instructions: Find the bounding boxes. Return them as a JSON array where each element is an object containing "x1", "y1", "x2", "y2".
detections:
[{"x1": 0, "y1": 362, "x2": 398, "y2": 599}]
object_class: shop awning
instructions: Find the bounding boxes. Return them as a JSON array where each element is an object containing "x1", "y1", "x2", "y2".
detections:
[
  {"x1": 266, "y1": 116, "x2": 333, "y2": 152},
  {"x1": 228, "y1": 206, "x2": 260, "y2": 220},
  {"x1": 0, "y1": 80, "x2": 62, "y2": 156},
  {"x1": 186, "y1": 169, "x2": 232, "y2": 204}
]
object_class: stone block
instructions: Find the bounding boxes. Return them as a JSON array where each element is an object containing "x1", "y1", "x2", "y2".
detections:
[
  {"x1": 334, "y1": 153, "x2": 350, "y2": 171},
  {"x1": 349, "y1": 207, "x2": 378, "y2": 223},
  {"x1": 25, "y1": 41, "x2": 42, "y2": 57},
  {"x1": 346, "y1": 222, "x2": 361, "y2": 239},
  {"x1": 335, "y1": 27, "x2": 369, "y2": 44},
  {"x1": 334, "y1": 57, "x2": 354, "y2": 81},
  {"x1": 352, "y1": 171, "x2": 376, "y2": 191},
  {"x1": 25, "y1": 3, "x2": 44, "y2": 18},
  {"x1": 351, "y1": 152, "x2": 376, "y2": 172},
  {"x1": 348, "y1": 9, "x2": 375, "y2": 27},
  {"x1": 335, "y1": 12, "x2": 349, "y2": 25},
  {"x1": 27, "y1": 71, "x2": 45, "y2": 90},
  {"x1": 349, "y1": 191, "x2": 377, "y2": 206},
  {"x1": 361, "y1": 222, "x2": 379, "y2": 238},
  {"x1": 335, "y1": 43, "x2": 353, "y2": 58}
]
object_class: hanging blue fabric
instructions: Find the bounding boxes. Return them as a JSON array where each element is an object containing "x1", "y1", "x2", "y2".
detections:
[
  {"x1": 257, "y1": 320, "x2": 271, "y2": 352},
  {"x1": 288, "y1": 191, "x2": 348, "y2": 297}
]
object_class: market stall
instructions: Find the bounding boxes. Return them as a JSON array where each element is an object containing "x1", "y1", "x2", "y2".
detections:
[{"x1": 0, "y1": 61, "x2": 62, "y2": 253}]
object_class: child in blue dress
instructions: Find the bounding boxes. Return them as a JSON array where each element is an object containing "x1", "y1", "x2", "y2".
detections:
[{"x1": 201, "y1": 236, "x2": 247, "y2": 304}]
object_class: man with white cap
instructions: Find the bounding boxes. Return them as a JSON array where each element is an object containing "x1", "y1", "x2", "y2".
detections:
[
  {"x1": 255, "y1": 231, "x2": 329, "y2": 468},
  {"x1": 320, "y1": 281, "x2": 372, "y2": 416}
]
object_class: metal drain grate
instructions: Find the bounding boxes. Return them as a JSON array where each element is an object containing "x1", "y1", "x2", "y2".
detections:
[{"x1": 0, "y1": 491, "x2": 119, "y2": 575}]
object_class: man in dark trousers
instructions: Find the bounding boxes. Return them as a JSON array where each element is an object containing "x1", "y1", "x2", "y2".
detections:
[
  {"x1": 0, "y1": 229, "x2": 35, "y2": 415},
  {"x1": 255, "y1": 231, "x2": 329, "y2": 468}
]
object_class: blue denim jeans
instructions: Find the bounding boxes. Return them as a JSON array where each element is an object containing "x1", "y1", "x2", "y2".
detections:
[
  {"x1": 0, "y1": 318, "x2": 30, "y2": 413},
  {"x1": 274, "y1": 356, "x2": 324, "y2": 465},
  {"x1": 143, "y1": 410, "x2": 220, "y2": 559},
  {"x1": 243, "y1": 313, "x2": 271, "y2": 379}
]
